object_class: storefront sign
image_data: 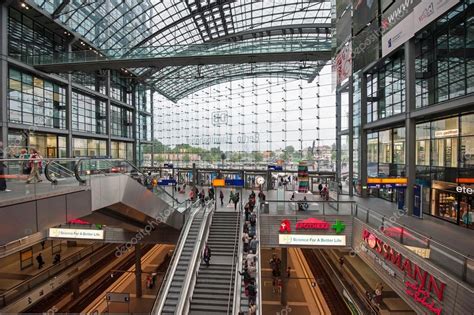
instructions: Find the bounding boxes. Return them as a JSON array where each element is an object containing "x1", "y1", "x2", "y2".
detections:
[
  {"x1": 49, "y1": 228, "x2": 104, "y2": 240},
  {"x1": 362, "y1": 229, "x2": 445, "y2": 313},
  {"x1": 279, "y1": 234, "x2": 346, "y2": 246},
  {"x1": 434, "y1": 129, "x2": 458, "y2": 138},
  {"x1": 456, "y1": 185, "x2": 473, "y2": 195},
  {"x1": 296, "y1": 218, "x2": 330, "y2": 230},
  {"x1": 279, "y1": 219, "x2": 292, "y2": 233},
  {"x1": 405, "y1": 245, "x2": 431, "y2": 258},
  {"x1": 335, "y1": 43, "x2": 352, "y2": 85}
]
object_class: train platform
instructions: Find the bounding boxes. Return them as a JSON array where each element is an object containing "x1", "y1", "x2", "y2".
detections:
[
  {"x1": 0, "y1": 241, "x2": 91, "y2": 293},
  {"x1": 260, "y1": 248, "x2": 327, "y2": 315}
]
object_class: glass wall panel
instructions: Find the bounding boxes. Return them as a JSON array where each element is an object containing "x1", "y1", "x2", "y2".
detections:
[
  {"x1": 378, "y1": 129, "x2": 392, "y2": 164},
  {"x1": 71, "y1": 91, "x2": 107, "y2": 134}
]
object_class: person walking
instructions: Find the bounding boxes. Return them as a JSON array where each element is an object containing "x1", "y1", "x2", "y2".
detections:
[
  {"x1": 0, "y1": 159, "x2": 8, "y2": 192},
  {"x1": 203, "y1": 244, "x2": 211, "y2": 267},
  {"x1": 26, "y1": 149, "x2": 42, "y2": 184},
  {"x1": 219, "y1": 190, "x2": 224, "y2": 206},
  {"x1": 318, "y1": 182, "x2": 323, "y2": 196},
  {"x1": 36, "y1": 253, "x2": 45, "y2": 269},
  {"x1": 233, "y1": 192, "x2": 239, "y2": 211},
  {"x1": 53, "y1": 253, "x2": 61, "y2": 265},
  {"x1": 229, "y1": 190, "x2": 234, "y2": 204},
  {"x1": 339, "y1": 256, "x2": 345, "y2": 270}
]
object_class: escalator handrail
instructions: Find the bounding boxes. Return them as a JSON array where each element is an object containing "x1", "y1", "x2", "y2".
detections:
[
  {"x1": 256, "y1": 200, "x2": 263, "y2": 315},
  {"x1": 177, "y1": 200, "x2": 214, "y2": 314},
  {"x1": 152, "y1": 200, "x2": 201, "y2": 314},
  {"x1": 44, "y1": 160, "x2": 76, "y2": 184},
  {"x1": 232, "y1": 205, "x2": 245, "y2": 314}
]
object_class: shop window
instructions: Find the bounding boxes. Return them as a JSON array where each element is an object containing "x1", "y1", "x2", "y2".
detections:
[{"x1": 378, "y1": 130, "x2": 392, "y2": 164}]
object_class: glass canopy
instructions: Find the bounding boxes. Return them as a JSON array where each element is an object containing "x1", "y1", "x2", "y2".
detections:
[{"x1": 33, "y1": 0, "x2": 332, "y2": 100}]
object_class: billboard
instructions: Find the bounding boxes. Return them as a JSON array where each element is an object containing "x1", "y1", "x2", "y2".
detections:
[
  {"x1": 49, "y1": 228, "x2": 104, "y2": 240},
  {"x1": 336, "y1": 10, "x2": 352, "y2": 51},
  {"x1": 381, "y1": 0, "x2": 459, "y2": 56},
  {"x1": 279, "y1": 234, "x2": 347, "y2": 246},
  {"x1": 335, "y1": 43, "x2": 352, "y2": 85}
]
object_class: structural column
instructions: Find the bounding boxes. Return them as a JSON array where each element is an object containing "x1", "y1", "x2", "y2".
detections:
[
  {"x1": 280, "y1": 247, "x2": 288, "y2": 306},
  {"x1": 404, "y1": 39, "x2": 416, "y2": 216},
  {"x1": 360, "y1": 74, "x2": 368, "y2": 198},
  {"x1": 65, "y1": 42, "x2": 73, "y2": 157},
  {"x1": 348, "y1": 77, "x2": 354, "y2": 196},
  {"x1": 0, "y1": 3, "x2": 8, "y2": 156},
  {"x1": 105, "y1": 70, "x2": 112, "y2": 157},
  {"x1": 335, "y1": 89, "x2": 342, "y2": 186},
  {"x1": 135, "y1": 244, "x2": 142, "y2": 298}
]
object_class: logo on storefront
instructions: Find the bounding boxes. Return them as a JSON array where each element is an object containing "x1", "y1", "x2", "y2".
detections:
[
  {"x1": 279, "y1": 219, "x2": 291, "y2": 233},
  {"x1": 296, "y1": 218, "x2": 330, "y2": 230},
  {"x1": 331, "y1": 220, "x2": 346, "y2": 234},
  {"x1": 456, "y1": 185, "x2": 473, "y2": 195}
]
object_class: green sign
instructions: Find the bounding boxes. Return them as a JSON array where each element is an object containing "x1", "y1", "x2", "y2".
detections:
[{"x1": 331, "y1": 220, "x2": 346, "y2": 234}]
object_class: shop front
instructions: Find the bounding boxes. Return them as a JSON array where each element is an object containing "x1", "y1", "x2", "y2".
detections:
[
  {"x1": 7, "y1": 130, "x2": 66, "y2": 158},
  {"x1": 431, "y1": 180, "x2": 473, "y2": 229}
]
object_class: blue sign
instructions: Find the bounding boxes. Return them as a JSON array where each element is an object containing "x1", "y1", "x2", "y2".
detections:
[
  {"x1": 225, "y1": 179, "x2": 244, "y2": 187},
  {"x1": 158, "y1": 179, "x2": 177, "y2": 186},
  {"x1": 163, "y1": 163, "x2": 173, "y2": 169},
  {"x1": 268, "y1": 165, "x2": 283, "y2": 171}
]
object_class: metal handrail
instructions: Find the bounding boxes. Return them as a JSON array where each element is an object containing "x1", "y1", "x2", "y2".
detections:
[
  {"x1": 232, "y1": 206, "x2": 245, "y2": 314},
  {"x1": 152, "y1": 200, "x2": 200, "y2": 314},
  {"x1": 177, "y1": 200, "x2": 214, "y2": 314},
  {"x1": 227, "y1": 206, "x2": 242, "y2": 314},
  {"x1": 256, "y1": 200, "x2": 263, "y2": 315}
]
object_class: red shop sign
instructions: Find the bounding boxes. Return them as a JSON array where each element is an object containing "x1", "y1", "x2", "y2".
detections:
[{"x1": 296, "y1": 218, "x2": 330, "y2": 230}]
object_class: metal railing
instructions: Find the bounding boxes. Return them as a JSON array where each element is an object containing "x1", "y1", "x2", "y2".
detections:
[
  {"x1": 0, "y1": 242, "x2": 105, "y2": 307},
  {"x1": 152, "y1": 200, "x2": 201, "y2": 314},
  {"x1": 178, "y1": 200, "x2": 214, "y2": 314},
  {"x1": 227, "y1": 206, "x2": 242, "y2": 314},
  {"x1": 354, "y1": 204, "x2": 474, "y2": 286},
  {"x1": 256, "y1": 201, "x2": 263, "y2": 315},
  {"x1": 232, "y1": 209, "x2": 245, "y2": 314}
]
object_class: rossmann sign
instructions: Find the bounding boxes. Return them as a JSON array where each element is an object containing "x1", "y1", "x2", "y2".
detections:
[{"x1": 362, "y1": 229, "x2": 445, "y2": 314}]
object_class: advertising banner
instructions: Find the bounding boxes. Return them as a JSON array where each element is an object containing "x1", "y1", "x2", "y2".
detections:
[
  {"x1": 336, "y1": 10, "x2": 352, "y2": 51},
  {"x1": 49, "y1": 228, "x2": 104, "y2": 240},
  {"x1": 353, "y1": 21, "x2": 379, "y2": 71},
  {"x1": 279, "y1": 234, "x2": 347, "y2": 246},
  {"x1": 382, "y1": 0, "x2": 459, "y2": 57},
  {"x1": 335, "y1": 43, "x2": 352, "y2": 85},
  {"x1": 353, "y1": 0, "x2": 379, "y2": 35}
]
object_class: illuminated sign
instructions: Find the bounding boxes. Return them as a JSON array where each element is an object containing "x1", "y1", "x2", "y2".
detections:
[
  {"x1": 405, "y1": 245, "x2": 431, "y2": 259},
  {"x1": 367, "y1": 178, "x2": 407, "y2": 184},
  {"x1": 49, "y1": 228, "x2": 104, "y2": 240},
  {"x1": 279, "y1": 219, "x2": 292, "y2": 233},
  {"x1": 212, "y1": 179, "x2": 225, "y2": 187},
  {"x1": 456, "y1": 178, "x2": 474, "y2": 184},
  {"x1": 296, "y1": 218, "x2": 329, "y2": 230},
  {"x1": 362, "y1": 229, "x2": 445, "y2": 313},
  {"x1": 279, "y1": 234, "x2": 346, "y2": 246},
  {"x1": 456, "y1": 186, "x2": 473, "y2": 195}
]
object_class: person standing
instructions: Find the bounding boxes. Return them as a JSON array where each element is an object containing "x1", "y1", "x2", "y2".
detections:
[
  {"x1": 26, "y1": 149, "x2": 42, "y2": 184},
  {"x1": 220, "y1": 190, "x2": 224, "y2": 206},
  {"x1": 0, "y1": 159, "x2": 7, "y2": 192},
  {"x1": 36, "y1": 253, "x2": 45, "y2": 269},
  {"x1": 233, "y1": 192, "x2": 239, "y2": 211},
  {"x1": 53, "y1": 253, "x2": 61, "y2": 265},
  {"x1": 203, "y1": 244, "x2": 211, "y2": 267}
]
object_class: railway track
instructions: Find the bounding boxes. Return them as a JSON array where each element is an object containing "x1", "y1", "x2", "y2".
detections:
[
  {"x1": 301, "y1": 248, "x2": 352, "y2": 315},
  {"x1": 22, "y1": 244, "x2": 153, "y2": 314}
]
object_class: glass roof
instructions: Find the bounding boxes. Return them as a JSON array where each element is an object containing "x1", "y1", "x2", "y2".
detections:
[{"x1": 33, "y1": 0, "x2": 332, "y2": 100}]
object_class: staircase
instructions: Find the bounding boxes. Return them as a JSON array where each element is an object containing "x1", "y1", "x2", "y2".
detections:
[
  {"x1": 190, "y1": 211, "x2": 240, "y2": 314},
  {"x1": 161, "y1": 214, "x2": 204, "y2": 314}
]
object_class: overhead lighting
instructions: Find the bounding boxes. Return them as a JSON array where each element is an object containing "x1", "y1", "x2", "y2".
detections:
[{"x1": 21, "y1": 3, "x2": 26, "y2": 7}]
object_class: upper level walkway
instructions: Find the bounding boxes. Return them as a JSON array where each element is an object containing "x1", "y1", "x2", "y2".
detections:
[{"x1": 21, "y1": 39, "x2": 332, "y2": 73}]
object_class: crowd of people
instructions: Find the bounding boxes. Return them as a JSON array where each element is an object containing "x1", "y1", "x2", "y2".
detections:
[{"x1": 238, "y1": 190, "x2": 263, "y2": 315}]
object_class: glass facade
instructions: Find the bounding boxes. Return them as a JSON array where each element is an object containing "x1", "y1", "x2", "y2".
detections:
[
  {"x1": 111, "y1": 105, "x2": 133, "y2": 138},
  {"x1": 8, "y1": 68, "x2": 66, "y2": 129},
  {"x1": 415, "y1": 1, "x2": 474, "y2": 108},
  {"x1": 72, "y1": 138, "x2": 107, "y2": 158},
  {"x1": 71, "y1": 91, "x2": 107, "y2": 134},
  {"x1": 111, "y1": 141, "x2": 134, "y2": 160},
  {"x1": 7, "y1": 131, "x2": 66, "y2": 158}
]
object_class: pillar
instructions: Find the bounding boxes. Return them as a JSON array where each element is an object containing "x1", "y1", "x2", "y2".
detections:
[
  {"x1": 0, "y1": 3, "x2": 8, "y2": 156},
  {"x1": 65, "y1": 42, "x2": 73, "y2": 157},
  {"x1": 348, "y1": 77, "x2": 354, "y2": 196},
  {"x1": 105, "y1": 70, "x2": 112, "y2": 157},
  {"x1": 280, "y1": 247, "x2": 288, "y2": 306},
  {"x1": 360, "y1": 74, "x2": 368, "y2": 198},
  {"x1": 404, "y1": 39, "x2": 416, "y2": 216},
  {"x1": 135, "y1": 244, "x2": 142, "y2": 298},
  {"x1": 266, "y1": 169, "x2": 272, "y2": 191},
  {"x1": 335, "y1": 89, "x2": 342, "y2": 185}
]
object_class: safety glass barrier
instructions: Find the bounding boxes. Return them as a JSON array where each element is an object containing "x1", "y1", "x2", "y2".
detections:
[
  {"x1": 262, "y1": 200, "x2": 356, "y2": 216},
  {"x1": 0, "y1": 158, "x2": 90, "y2": 205},
  {"x1": 355, "y1": 205, "x2": 474, "y2": 285},
  {"x1": 23, "y1": 39, "x2": 332, "y2": 66}
]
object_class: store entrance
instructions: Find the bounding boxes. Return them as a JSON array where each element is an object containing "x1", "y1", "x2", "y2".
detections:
[{"x1": 431, "y1": 181, "x2": 473, "y2": 229}]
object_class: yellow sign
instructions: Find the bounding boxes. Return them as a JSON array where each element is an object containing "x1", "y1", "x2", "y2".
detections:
[
  {"x1": 405, "y1": 245, "x2": 431, "y2": 259},
  {"x1": 212, "y1": 179, "x2": 225, "y2": 187},
  {"x1": 368, "y1": 177, "x2": 407, "y2": 184}
]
